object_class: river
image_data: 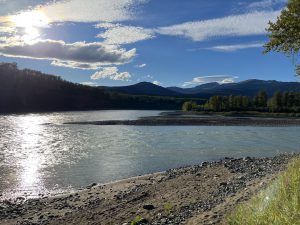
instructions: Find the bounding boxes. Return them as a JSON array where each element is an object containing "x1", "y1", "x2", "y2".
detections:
[{"x1": 1, "y1": 110, "x2": 299, "y2": 199}]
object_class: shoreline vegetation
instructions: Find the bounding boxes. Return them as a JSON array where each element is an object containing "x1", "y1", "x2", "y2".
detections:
[
  {"x1": 182, "y1": 91, "x2": 300, "y2": 114},
  {"x1": 63, "y1": 111, "x2": 300, "y2": 127},
  {"x1": 229, "y1": 158, "x2": 300, "y2": 224},
  {"x1": 0, "y1": 154, "x2": 298, "y2": 225},
  {"x1": 1, "y1": 62, "x2": 300, "y2": 115}
]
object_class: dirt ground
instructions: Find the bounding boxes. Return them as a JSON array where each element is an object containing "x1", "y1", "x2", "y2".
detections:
[{"x1": 0, "y1": 154, "x2": 296, "y2": 225}]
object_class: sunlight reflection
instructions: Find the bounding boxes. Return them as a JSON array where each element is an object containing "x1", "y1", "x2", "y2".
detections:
[{"x1": 17, "y1": 115, "x2": 47, "y2": 196}]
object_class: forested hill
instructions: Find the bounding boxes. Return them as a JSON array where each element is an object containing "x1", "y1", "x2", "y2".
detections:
[
  {"x1": 103, "y1": 80, "x2": 300, "y2": 98},
  {"x1": 0, "y1": 63, "x2": 202, "y2": 113},
  {"x1": 168, "y1": 80, "x2": 300, "y2": 97}
]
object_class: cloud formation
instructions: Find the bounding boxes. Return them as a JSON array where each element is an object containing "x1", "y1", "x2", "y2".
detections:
[
  {"x1": 91, "y1": 67, "x2": 131, "y2": 81},
  {"x1": 0, "y1": 0, "x2": 49, "y2": 16},
  {"x1": 96, "y1": 24, "x2": 154, "y2": 45},
  {"x1": 183, "y1": 75, "x2": 238, "y2": 87},
  {"x1": 37, "y1": 0, "x2": 148, "y2": 23},
  {"x1": 152, "y1": 80, "x2": 161, "y2": 85},
  {"x1": 156, "y1": 10, "x2": 280, "y2": 41},
  {"x1": 0, "y1": 39, "x2": 136, "y2": 69},
  {"x1": 204, "y1": 43, "x2": 264, "y2": 52},
  {"x1": 81, "y1": 81, "x2": 98, "y2": 86},
  {"x1": 136, "y1": 63, "x2": 147, "y2": 68}
]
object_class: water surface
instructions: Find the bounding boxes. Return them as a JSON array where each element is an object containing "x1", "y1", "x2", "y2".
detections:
[{"x1": 1, "y1": 110, "x2": 300, "y2": 199}]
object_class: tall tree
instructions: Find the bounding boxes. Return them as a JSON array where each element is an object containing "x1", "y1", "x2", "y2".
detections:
[
  {"x1": 282, "y1": 91, "x2": 290, "y2": 107},
  {"x1": 269, "y1": 91, "x2": 283, "y2": 110},
  {"x1": 264, "y1": 0, "x2": 300, "y2": 75},
  {"x1": 255, "y1": 91, "x2": 268, "y2": 107}
]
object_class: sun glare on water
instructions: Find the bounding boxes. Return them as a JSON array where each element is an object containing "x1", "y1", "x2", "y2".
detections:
[{"x1": 9, "y1": 10, "x2": 50, "y2": 43}]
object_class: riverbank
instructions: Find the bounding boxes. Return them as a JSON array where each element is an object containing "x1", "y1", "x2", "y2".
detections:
[
  {"x1": 0, "y1": 154, "x2": 298, "y2": 225},
  {"x1": 64, "y1": 112, "x2": 300, "y2": 126}
]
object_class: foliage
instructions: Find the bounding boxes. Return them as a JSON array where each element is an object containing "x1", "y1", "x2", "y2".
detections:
[
  {"x1": 182, "y1": 90, "x2": 300, "y2": 113},
  {"x1": 255, "y1": 91, "x2": 268, "y2": 107},
  {"x1": 228, "y1": 158, "x2": 300, "y2": 225},
  {"x1": 0, "y1": 63, "x2": 204, "y2": 113},
  {"x1": 130, "y1": 216, "x2": 143, "y2": 225},
  {"x1": 264, "y1": 0, "x2": 300, "y2": 75},
  {"x1": 164, "y1": 202, "x2": 174, "y2": 215},
  {"x1": 182, "y1": 101, "x2": 198, "y2": 111}
]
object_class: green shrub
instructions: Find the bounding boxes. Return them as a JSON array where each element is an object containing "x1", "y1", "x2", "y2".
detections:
[{"x1": 130, "y1": 216, "x2": 143, "y2": 225}]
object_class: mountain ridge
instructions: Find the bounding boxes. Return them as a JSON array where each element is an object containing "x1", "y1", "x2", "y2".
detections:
[{"x1": 103, "y1": 80, "x2": 300, "y2": 98}]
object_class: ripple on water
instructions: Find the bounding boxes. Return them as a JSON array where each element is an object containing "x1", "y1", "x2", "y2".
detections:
[{"x1": 0, "y1": 110, "x2": 300, "y2": 200}]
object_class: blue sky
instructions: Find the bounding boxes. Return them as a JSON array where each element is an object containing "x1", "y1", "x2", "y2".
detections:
[{"x1": 0, "y1": 0, "x2": 299, "y2": 87}]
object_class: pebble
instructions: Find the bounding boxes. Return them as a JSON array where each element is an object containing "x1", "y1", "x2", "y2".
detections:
[
  {"x1": 143, "y1": 204, "x2": 155, "y2": 210},
  {"x1": 0, "y1": 154, "x2": 297, "y2": 225}
]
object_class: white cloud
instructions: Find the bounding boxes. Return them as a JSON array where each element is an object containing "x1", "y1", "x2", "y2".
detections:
[
  {"x1": 0, "y1": 24, "x2": 14, "y2": 33},
  {"x1": 37, "y1": 0, "x2": 148, "y2": 23},
  {"x1": 0, "y1": 39, "x2": 136, "y2": 69},
  {"x1": 91, "y1": 67, "x2": 118, "y2": 79},
  {"x1": 96, "y1": 24, "x2": 154, "y2": 45},
  {"x1": 247, "y1": 0, "x2": 288, "y2": 10},
  {"x1": 156, "y1": 10, "x2": 280, "y2": 42},
  {"x1": 112, "y1": 71, "x2": 131, "y2": 81},
  {"x1": 95, "y1": 22, "x2": 118, "y2": 29},
  {"x1": 204, "y1": 43, "x2": 264, "y2": 52},
  {"x1": 81, "y1": 81, "x2": 98, "y2": 86},
  {"x1": 91, "y1": 67, "x2": 131, "y2": 81},
  {"x1": 136, "y1": 63, "x2": 147, "y2": 68},
  {"x1": 152, "y1": 80, "x2": 161, "y2": 85},
  {"x1": 183, "y1": 75, "x2": 238, "y2": 87},
  {"x1": 0, "y1": 0, "x2": 149, "y2": 42},
  {"x1": 51, "y1": 60, "x2": 103, "y2": 70},
  {"x1": 0, "y1": 0, "x2": 50, "y2": 16}
]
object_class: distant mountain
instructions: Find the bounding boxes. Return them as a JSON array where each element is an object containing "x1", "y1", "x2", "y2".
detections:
[
  {"x1": 103, "y1": 80, "x2": 300, "y2": 99},
  {"x1": 1, "y1": 62, "x2": 300, "y2": 113},
  {"x1": 102, "y1": 82, "x2": 182, "y2": 97},
  {"x1": 168, "y1": 82, "x2": 221, "y2": 94},
  {"x1": 168, "y1": 79, "x2": 300, "y2": 97}
]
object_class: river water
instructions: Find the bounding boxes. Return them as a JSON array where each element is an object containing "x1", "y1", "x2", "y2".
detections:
[{"x1": 0, "y1": 110, "x2": 299, "y2": 199}]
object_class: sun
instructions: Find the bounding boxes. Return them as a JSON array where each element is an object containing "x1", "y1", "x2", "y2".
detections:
[
  {"x1": 10, "y1": 10, "x2": 50, "y2": 29},
  {"x1": 9, "y1": 10, "x2": 50, "y2": 43}
]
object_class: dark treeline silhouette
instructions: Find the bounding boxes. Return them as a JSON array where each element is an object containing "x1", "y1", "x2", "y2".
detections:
[
  {"x1": 0, "y1": 63, "x2": 204, "y2": 113},
  {"x1": 183, "y1": 90, "x2": 300, "y2": 113}
]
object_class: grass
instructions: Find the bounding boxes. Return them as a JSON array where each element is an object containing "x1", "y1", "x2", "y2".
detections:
[
  {"x1": 130, "y1": 216, "x2": 143, "y2": 225},
  {"x1": 228, "y1": 158, "x2": 300, "y2": 225},
  {"x1": 164, "y1": 202, "x2": 174, "y2": 215}
]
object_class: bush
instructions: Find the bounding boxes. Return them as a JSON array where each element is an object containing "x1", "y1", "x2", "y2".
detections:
[{"x1": 182, "y1": 101, "x2": 197, "y2": 112}]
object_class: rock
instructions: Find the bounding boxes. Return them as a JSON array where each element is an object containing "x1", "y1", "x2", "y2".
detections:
[
  {"x1": 139, "y1": 218, "x2": 149, "y2": 224},
  {"x1": 143, "y1": 204, "x2": 155, "y2": 210},
  {"x1": 219, "y1": 182, "x2": 227, "y2": 186},
  {"x1": 160, "y1": 218, "x2": 167, "y2": 223},
  {"x1": 86, "y1": 183, "x2": 97, "y2": 189},
  {"x1": 243, "y1": 157, "x2": 252, "y2": 162},
  {"x1": 201, "y1": 162, "x2": 209, "y2": 167}
]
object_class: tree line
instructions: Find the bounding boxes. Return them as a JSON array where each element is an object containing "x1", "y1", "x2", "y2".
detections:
[
  {"x1": 0, "y1": 63, "x2": 204, "y2": 113},
  {"x1": 182, "y1": 90, "x2": 300, "y2": 113}
]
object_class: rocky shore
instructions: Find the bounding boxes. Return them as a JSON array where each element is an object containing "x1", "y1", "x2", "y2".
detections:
[
  {"x1": 64, "y1": 114, "x2": 300, "y2": 127},
  {"x1": 0, "y1": 154, "x2": 298, "y2": 225}
]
